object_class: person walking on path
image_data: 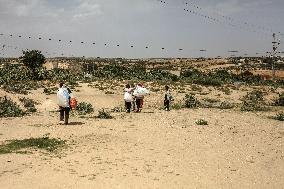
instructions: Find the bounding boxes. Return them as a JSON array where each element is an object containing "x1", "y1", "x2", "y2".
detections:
[
  {"x1": 124, "y1": 84, "x2": 134, "y2": 113},
  {"x1": 133, "y1": 83, "x2": 149, "y2": 113},
  {"x1": 164, "y1": 85, "x2": 173, "y2": 111},
  {"x1": 57, "y1": 82, "x2": 71, "y2": 125}
]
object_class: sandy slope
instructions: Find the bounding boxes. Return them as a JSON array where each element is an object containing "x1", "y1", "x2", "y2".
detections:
[{"x1": 0, "y1": 83, "x2": 283, "y2": 189}]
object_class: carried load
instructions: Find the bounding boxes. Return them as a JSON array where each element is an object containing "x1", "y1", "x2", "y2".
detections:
[
  {"x1": 124, "y1": 91, "x2": 133, "y2": 102},
  {"x1": 57, "y1": 88, "x2": 70, "y2": 108},
  {"x1": 133, "y1": 86, "x2": 149, "y2": 98}
]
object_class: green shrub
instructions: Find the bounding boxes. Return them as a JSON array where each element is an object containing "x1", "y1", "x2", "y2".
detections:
[
  {"x1": 181, "y1": 68, "x2": 202, "y2": 78},
  {"x1": 202, "y1": 98, "x2": 220, "y2": 104},
  {"x1": 219, "y1": 101, "x2": 234, "y2": 109},
  {"x1": 171, "y1": 102, "x2": 183, "y2": 110},
  {"x1": 111, "y1": 106, "x2": 125, "y2": 113},
  {"x1": 195, "y1": 119, "x2": 208, "y2": 125},
  {"x1": 196, "y1": 77, "x2": 223, "y2": 86},
  {"x1": 0, "y1": 63, "x2": 43, "y2": 93},
  {"x1": 184, "y1": 94, "x2": 199, "y2": 108},
  {"x1": 241, "y1": 90, "x2": 269, "y2": 111},
  {"x1": 43, "y1": 87, "x2": 57, "y2": 95},
  {"x1": 272, "y1": 112, "x2": 284, "y2": 121},
  {"x1": 3, "y1": 83, "x2": 28, "y2": 94},
  {"x1": 97, "y1": 109, "x2": 113, "y2": 119},
  {"x1": 0, "y1": 97, "x2": 25, "y2": 117},
  {"x1": 191, "y1": 85, "x2": 202, "y2": 92},
  {"x1": 0, "y1": 137, "x2": 65, "y2": 154},
  {"x1": 19, "y1": 97, "x2": 37, "y2": 113},
  {"x1": 274, "y1": 93, "x2": 284, "y2": 106},
  {"x1": 76, "y1": 102, "x2": 94, "y2": 115},
  {"x1": 0, "y1": 64, "x2": 33, "y2": 84},
  {"x1": 220, "y1": 87, "x2": 232, "y2": 95}
]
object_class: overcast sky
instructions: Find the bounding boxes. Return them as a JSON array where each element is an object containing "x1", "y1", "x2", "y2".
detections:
[{"x1": 0, "y1": 0, "x2": 283, "y2": 58}]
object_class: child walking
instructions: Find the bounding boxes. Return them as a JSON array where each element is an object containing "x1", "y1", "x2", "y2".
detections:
[{"x1": 164, "y1": 85, "x2": 173, "y2": 111}]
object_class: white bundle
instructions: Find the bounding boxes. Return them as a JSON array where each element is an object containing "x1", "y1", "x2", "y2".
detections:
[
  {"x1": 133, "y1": 87, "x2": 149, "y2": 97},
  {"x1": 124, "y1": 92, "x2": 133, "y2": 102},
  {"x1": 57, "y1": 88, "x2": 70, "y2": 107}
]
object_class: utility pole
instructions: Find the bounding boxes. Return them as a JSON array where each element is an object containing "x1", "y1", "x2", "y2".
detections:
[{"x1": 271, "y1": 33, "x2": 281, "y2": 80}]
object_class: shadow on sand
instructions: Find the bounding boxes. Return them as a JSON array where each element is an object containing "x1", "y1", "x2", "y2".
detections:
[{"x1": 67, "y1": 122, "x2": 85, "y2": 126}]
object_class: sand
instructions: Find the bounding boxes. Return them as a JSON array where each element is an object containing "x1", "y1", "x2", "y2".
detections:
[{"x1": 0, "y1": 83, "x2": 283, "y2": 189}]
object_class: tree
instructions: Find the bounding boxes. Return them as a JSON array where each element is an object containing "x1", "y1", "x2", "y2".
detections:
[
  {"x1": 20, "y1": 50, "x2": 46, "y2": 80},
  {"x1": 20, "y1": 50, "x2": 45, "y2": 71}
]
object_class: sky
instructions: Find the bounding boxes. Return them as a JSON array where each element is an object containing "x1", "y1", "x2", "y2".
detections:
[{"x1": 0, "y1": 0, "x2": 283, "y2": 58}]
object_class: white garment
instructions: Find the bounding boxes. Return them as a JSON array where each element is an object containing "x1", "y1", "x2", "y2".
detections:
[
  {"x1": 165, "y1": 90, "x2": 173, "y2": 101},
  {"x1": 124, "y1": 88, "x2": 133, "y2": 102},
  {"x1": 57, "y1": 87, "x2": 70, "y2": 107}
]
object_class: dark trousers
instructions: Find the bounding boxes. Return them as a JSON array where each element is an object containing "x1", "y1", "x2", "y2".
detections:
[
  {"x1": 59, "y1": 107, "x2": 70, "y2": 124},
  {"x1": 164, "y1": 100, "x2": 170, "y2": 111},
  {"x1": 125, "y1": 101, "x2": 132, "y2": 113},
  {"x1": 135, "y1": 99, "x2": 143, "y2": 112}
]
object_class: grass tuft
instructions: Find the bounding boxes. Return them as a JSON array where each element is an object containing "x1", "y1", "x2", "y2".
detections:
[
  {"x1": 0, "y1": 137, "x2": 65, "y2": 154},
  {"x1": 271, "y1": 112, "x2": 284, "y2": 121},
  {"x1": 97, "y1": 109, "x2": 113, "y2": 119},
  {"x1": 195, "y1": 119, "x2": 208, "y2": 125}
]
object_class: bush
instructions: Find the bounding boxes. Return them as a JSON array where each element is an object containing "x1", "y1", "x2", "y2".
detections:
[
  {"x1": 273, "y1": 112, "x2": 284, "y2": 121},
  {"x1": 0, "y1": 97, "x2": 25, "y2": 117},
  {"x1": 19, "y1": 97, "x2": 37, "y2": 113},
  {"x1": 3, "y1": 82, "x2": 29, "y2": 95},
  {"x1": 97, "y1": 109, "x2": 113, "y2": 119},
  {"x1": 0, "y1": 64, "x2": 43, "y2": 93},
  {"x1": 171, "y1": 102, "x2": 183, "y2": 110},
  {"x1": 111, "y1": 106, "x2": 125, "y2": 113},
  {"x1": 219, "y1": 101, "x2": 234, "y2": 109},
  {"x1": 43, "y1": 87, "x2": 57, "y2": 95},
  {"x1": 195, "y1": 119, "x2": 208, "y2": 125},
  {"x1": 20, "y1": 50, "x2": 45, "y2": 69},
  {"x1": 184, "y1": 94, "x2": 199, "y2": 108},
  {"x1": 274, "y1": 93, "x2": 284, "y2": 106},
  {"x1": 3, "y1": 81, "x2": 42, "y2": 94},
  {"x1": 241, "y1": 90, "x2": 269, "y2": 111},
  {"x1": 181, "y1": 68, "x2": 202, "y2": 78},
  {"x1": 76, "y1": 102, "x2": 94, "y2": 115}
]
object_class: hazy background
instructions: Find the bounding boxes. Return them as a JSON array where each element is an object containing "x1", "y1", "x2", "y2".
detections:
[{"x1": 0, "y1": 0, "x2": 283, "y2": 58}]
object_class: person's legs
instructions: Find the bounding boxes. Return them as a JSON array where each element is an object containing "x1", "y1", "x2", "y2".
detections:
[
  {"x1": 126, "y1": 102, "x2": 131, "y2": 113},
  {"x1": 59, "y1": 107, "x2": 64, "y2": 121},
  {"x1": 125, "y1": 101, "x2": 127, "y2": 111},
  {"x1": 136, "y1": 99, "x2": 141, "y2": 112},
  {"x1": 140, "y1": 99, "x2": 144, "y2": 108},
  {"x1": 166, "y1": 100, "x2": 170, "y2": 111},
  {"x1": 139, "y1": 99, "x2": 143, "y2": 112},
  {"x1": 64, "y1": 107, "x2": 70, "y2": 125},
  {"x1": 132, "y1": 100, "x2": 136, "y2": 111}
]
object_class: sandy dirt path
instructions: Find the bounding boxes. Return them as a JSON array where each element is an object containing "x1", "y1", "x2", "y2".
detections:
[{"x1": 0, "y1": 108, "x2": 283, "y2": 189}]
